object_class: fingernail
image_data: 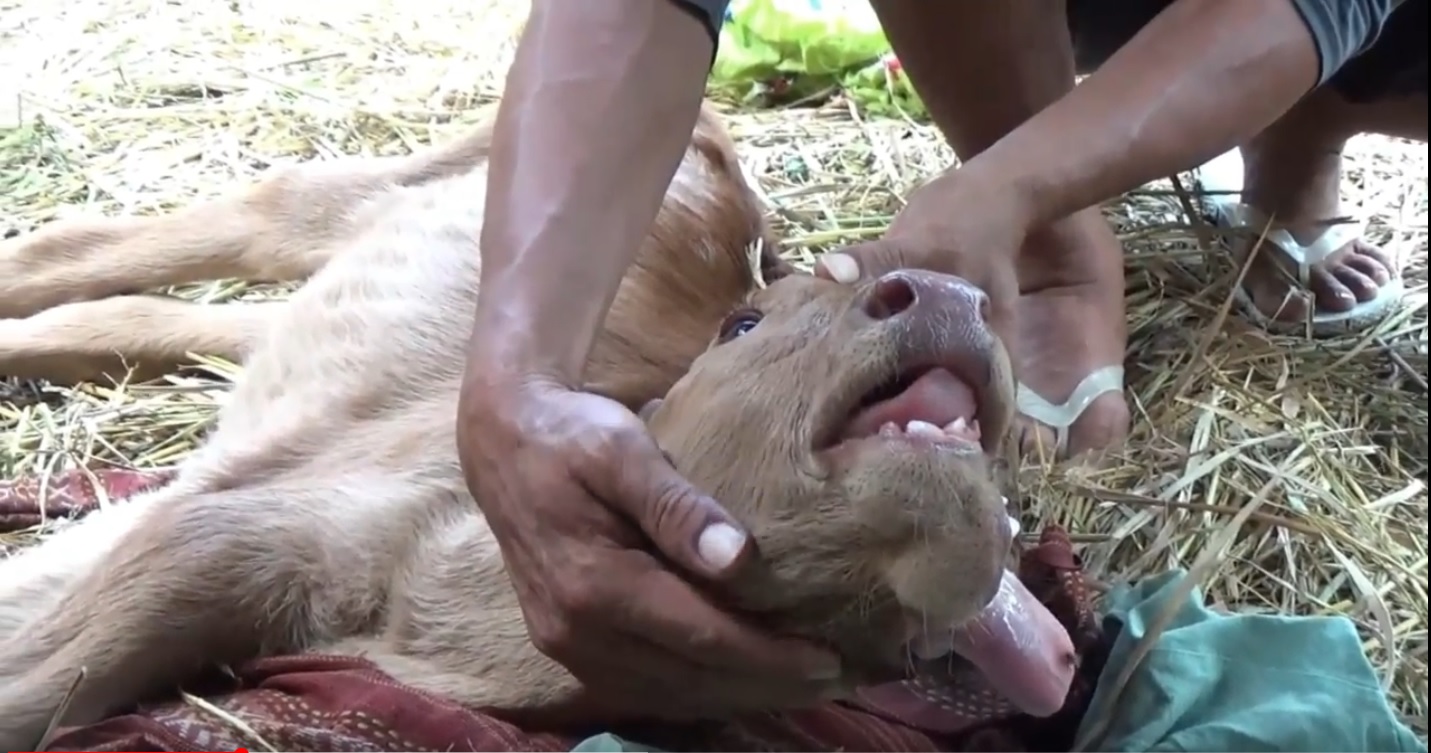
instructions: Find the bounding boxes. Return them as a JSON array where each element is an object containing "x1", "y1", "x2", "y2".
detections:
[
  {"x1": 697, "y1": 522, "x2": 746, "y2": 571},
  {"x1": 821, "y1": 253, "x2": 859, "y2": 284}
]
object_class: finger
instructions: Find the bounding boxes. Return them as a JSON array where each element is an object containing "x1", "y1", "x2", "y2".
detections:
[
  {"x1": 984, "y1": 265, "x2": 1021, "y2": 343},
  {"x1": 617, "y1": 555, "x2": 842, "y2": 681},
  {"x1": 494, "y1": 630, "x2": 711, "y2": 725},
  {"x1": 526, "y1": 636, "x2": 836, "y2": 726},
  {"x1": 590, "y1": 430, "x2": 754, "y2": 581},
  {"x1": 595, "y1": 640, "x2": 834, "y2": 718},
  {"x1": 814, "y1": 243, "x2": 908, "y2": 284}
]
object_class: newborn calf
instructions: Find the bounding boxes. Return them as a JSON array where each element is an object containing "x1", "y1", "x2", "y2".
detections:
[
  {"x1": 0, "y1": 274, "x2": 1074, "y2": 748},
  {"x1": 0, "y1": 124, "x2": 1074, "y2": 753}
]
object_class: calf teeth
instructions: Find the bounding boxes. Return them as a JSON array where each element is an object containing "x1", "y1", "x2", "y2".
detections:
[
  {"x1": 942, "y1": 416, "x2": 981, "y2": 442},
  {"x1": 905, "y1": 420, "x2": 945, "y2": 439},
  {"x1": 874, "y1": 418, "x2": 981, "y2": 444}
]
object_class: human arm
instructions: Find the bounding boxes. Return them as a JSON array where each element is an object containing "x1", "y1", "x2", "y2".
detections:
[
  {"x1": 968, "y1": 0, "x2": 1402, "y2": 229},
  {"x1": 811, "y1": 0, "x2": 1398, "y2": 338},
  {"x1": 455, "y1": 0, "x2": 843, "y2": 719},
  {"x1": 471, "y1": 0, "x2": 720, "y2": 382}
]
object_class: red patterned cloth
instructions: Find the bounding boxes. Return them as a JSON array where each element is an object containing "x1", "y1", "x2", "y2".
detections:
[
  {"x1": 0, "y1": 467, "x2": 175, "y2": 533},
  {"x1": 3, "y1": 469, "x2": 1107, "y2": 752}
]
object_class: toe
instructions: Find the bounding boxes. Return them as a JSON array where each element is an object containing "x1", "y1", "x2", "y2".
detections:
[
  {"x1": 1308, "y1": 265, "x2": 1357, "y2": 313},
  {"x1": 1330, "y1": 264, "x2": 1381, "y2": 303},
  {"x1": 1247, "y1": 267, "x2": 1312, "y2": 322},
  {"x1": 1017, "y1": 421, "x2": 1060, "y2": 463},
  {"x1": 1353, "y1": 241, "x2": 1397, "y2": 272},
  {"x1": 1017, "y1": 392, "x2": 1130, "y2": 462},
  {"x1": 1344, "y1": 243, "x2": 1395, "y2": 286}
]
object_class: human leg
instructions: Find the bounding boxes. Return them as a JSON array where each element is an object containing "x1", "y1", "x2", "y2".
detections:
[
  {"x1": 869, "y1": 0, "x2": 1131, "y2": 459},
  {"x1": 1197, "y1": 0, "x2": 1427, "y2": 335}
]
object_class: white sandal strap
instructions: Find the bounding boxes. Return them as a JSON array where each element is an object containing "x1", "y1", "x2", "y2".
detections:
[
  {"x1": 1193, "y1": 149, "x2": 1369, "y2": 285},
  {"x1": 1209, "y1": 202, "x2": 1367, "y2": 285},
  {"x1": 1016, "y1": 365, "x2": 1126, "y2": 454}
]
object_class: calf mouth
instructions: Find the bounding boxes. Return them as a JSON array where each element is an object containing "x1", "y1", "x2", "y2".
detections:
[
  {"x1": 841, "y1": 365, "x2": 982, "y2": 449},
  {"x1": 814, "y1": 344, "x2": 1077, "y2": 718},
  {"x1": 819, "y1": 347, "x2": 995, "y2": 458}
]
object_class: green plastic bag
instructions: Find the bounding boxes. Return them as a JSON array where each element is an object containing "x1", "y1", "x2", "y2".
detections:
[
  {"x1": 710, "y1": 0, "x2": 926, "y2": 118},
  {"x1": 838, "y1": 54, "x2": 924, "y2": 118}
]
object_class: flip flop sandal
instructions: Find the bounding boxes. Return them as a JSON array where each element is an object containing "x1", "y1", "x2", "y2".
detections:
[
  {"x1": 1015, "y1": 365, "x2": 1126, "y2": 458},
  {"x1": 1193, "y1": 149, "x2": 1407, "y2": 338}
]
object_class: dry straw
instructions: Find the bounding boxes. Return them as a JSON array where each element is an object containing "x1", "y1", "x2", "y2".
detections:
[{"x1": 2, "y1": 0, "x2": 1427, "y2": 736}]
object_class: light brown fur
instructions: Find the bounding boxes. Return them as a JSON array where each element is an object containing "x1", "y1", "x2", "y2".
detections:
[
  {"x1": 0, "y1": 104, "x2": 1017, "y2": 751},
  {"x1": 0, "y1": 105, "x2": 784, "y2": 385}
]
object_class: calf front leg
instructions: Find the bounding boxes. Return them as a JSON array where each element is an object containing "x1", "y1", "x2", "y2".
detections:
[{"x1": 0, "y1": 295, "x2": 280, "y2": 383}]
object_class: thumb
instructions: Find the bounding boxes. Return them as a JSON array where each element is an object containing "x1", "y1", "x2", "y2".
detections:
[
  {"x1": 813, "y1": 242, "x2": 909, "y2": 284},
  {"x1": 598, "y1": 432, "x2": 755, "y2": 582}
]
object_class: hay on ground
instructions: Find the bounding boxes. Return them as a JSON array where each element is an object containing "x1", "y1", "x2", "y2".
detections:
[{"x1": 2, "y1": 0, "x2": 1427, "y2": 737}]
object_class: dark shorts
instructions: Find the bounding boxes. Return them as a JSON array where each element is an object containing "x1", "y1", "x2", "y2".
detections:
[{"x1": 1068, "y1": 0, "x2": 1428, "y2": 103}]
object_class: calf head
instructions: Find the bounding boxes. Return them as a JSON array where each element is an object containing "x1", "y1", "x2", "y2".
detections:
[
  {"x1": 643, "y1": 269, "x2": 1077, "y2": 717},
  {"x1": 583, "y1": 106, "x2": 793, "y2": 409}
]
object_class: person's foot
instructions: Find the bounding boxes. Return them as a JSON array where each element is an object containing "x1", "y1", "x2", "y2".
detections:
[
  {"x1": 1204, "y1": 121, "x2": 1402, "y2": 332},
  {"x1": 1010, "y1": 208, "x2": 1131, "y2": 460}
]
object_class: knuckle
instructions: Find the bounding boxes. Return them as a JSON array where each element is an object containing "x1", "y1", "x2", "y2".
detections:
[
  {"x1": 647, "y1": 481, "x2": 703, "y2": 532},
  {"x1": 680, "y1": 623, "x2": 724, "y2": 654},
  {"x1": 528, "y1": 617, "x2": 576, "y2": 658},
  {"x1": 521, "y1": 594, "x2": 579, "y2": 658},
  {"x1": 604, "y1": 422, "x2": 652, "y2": 459},
  {"x1": 575, "y1": 422, "x2": 640, "y2": 470},
  {"x1": 553, "y1": 573, "x2": 609, "y2": 622}
]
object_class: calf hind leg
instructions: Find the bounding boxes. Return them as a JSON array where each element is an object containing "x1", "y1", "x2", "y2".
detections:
[
  {"x1": 0, "y1": 115, "x2": 497, "y2": 321},
  {"x1": 0, "y1": 479, "x2": 408, "y2": 751},
  {"x1": 0, "y1": 491, "x2": 170, "y2": 644}
]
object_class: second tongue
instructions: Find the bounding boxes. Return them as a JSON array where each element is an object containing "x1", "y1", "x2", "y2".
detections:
[
  {"x1": 940, "y1": 570, "x2": 1077, "y2": 717},
  {"x1": 852, "y1": 368, "x2": 1076, "y2": 715}
]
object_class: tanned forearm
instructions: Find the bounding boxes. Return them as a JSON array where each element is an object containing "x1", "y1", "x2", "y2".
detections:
[
  {"x1": 966, "y1": 0, "x2": 1323, "y2": 228},
  {"x1": 471, "y1": 0, "x2": 714, "y2": 386}
]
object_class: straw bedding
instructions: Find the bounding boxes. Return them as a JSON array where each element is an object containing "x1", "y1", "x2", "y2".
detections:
[{"x1": 2, "y1": 0, "x2": 1427, "y2": 739}]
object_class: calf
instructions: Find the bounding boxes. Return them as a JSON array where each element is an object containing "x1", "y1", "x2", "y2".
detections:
[
  {"x1": 0, "y1": 104, "x2": 1075, "y2": 752},
  {"x1": 0, "y1": 105, "x2": 784, "y2": 384}
]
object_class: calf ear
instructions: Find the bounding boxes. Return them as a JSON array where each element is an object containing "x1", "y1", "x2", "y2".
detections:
[{"x1": 637, "y1": 398, "x2": 665, "y2": 423}]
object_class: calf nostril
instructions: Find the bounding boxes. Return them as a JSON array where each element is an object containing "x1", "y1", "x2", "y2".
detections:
[{"x1": 864, "y1": 275, "x2": 917, "y2": 320}]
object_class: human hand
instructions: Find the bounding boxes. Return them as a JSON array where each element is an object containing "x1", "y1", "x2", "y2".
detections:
[
  {"x1": 455, "y1": 369, "x2": 843, "y2": 721},
  {"x1": 814, "y1": 167, "x2": 1033, "y2": 340}
]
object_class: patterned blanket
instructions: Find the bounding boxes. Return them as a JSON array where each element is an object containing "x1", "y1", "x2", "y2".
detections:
[{"x1": 1, "y1": 469, "x2": 1109, "y2": 752}]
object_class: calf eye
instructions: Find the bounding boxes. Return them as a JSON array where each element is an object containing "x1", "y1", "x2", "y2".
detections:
[{"x1": 717, "y1": 307, "x2": 764, "y2": 344}]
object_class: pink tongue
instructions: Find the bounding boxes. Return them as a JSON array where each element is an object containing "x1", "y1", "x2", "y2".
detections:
[
  {"x1": 946, "y1": 570, "x2": 1077, "y2": 717},
  {"x1": 844, "y1": 368, "x2": 976, "y2": 439}
]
